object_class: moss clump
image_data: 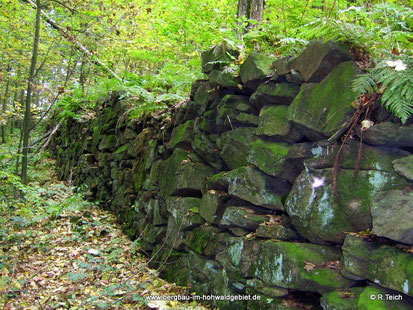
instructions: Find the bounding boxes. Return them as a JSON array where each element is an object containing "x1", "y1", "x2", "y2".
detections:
[{"x1": 247, "y1": 139, "x2": 291, "y2": 176}]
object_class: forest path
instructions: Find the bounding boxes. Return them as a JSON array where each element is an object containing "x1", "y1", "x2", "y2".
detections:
[{"x1": 0, "y1": 158, "x2": 208, "y2": 310}]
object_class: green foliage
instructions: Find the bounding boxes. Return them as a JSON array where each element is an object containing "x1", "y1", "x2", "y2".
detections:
[
  {"x1": 352, "y1": 56, "x2": 413, "y2": 123},
  {"x1": 298, "y1": 3, "x2": 413, "y2": 55}
]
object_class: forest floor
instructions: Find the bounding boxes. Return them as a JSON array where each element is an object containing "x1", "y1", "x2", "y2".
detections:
[{"x1": 0, "y1": 135, "x2": 210, "y2": 310}]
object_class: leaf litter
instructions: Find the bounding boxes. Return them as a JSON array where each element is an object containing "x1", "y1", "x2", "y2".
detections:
[{"x1": 0, "y1": 180, "x2": 210, "y2": 310}]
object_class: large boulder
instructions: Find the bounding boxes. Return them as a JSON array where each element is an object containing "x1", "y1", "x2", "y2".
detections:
[
  {"x1": 220, "y1": 206, "x2": 270, "y2": 230},
  {"x1": 206, "y1": 167, "x2": 290, "y2": 210},
  {"x1": 216, "y1": 67, "x2": 242, "y2": 91},
  {"x1": 247, "y1": 139, "x2": 291, "y2": 177},
  {"x1": 256, "y1": 105, "x2": 304, "y2": 143},
  {"x1": 240, "y1": 240, "x2": 354, "y2": 293},
  {"x1": 249, "y1": 82, "x2": 300, "y2": 109},
  {"x1": 285, "y1": 168, "x2": 408, "y2": 244},
  {"x1": 392, "y1": 155, "x2": 413, "y2": 181},
  {"x1": 305, "y1": 140, "x2": 410, "y2": 172},
  {"x1": 341, "y1": 235, "x2": 413, "y2": 297},
  {"x1": 255, "y1": 219, "x2": 298, "y2": 241},
  {"x1": 166, "y1": 197, "x2": 205, "y2": 249},
  {"x1": 371, "y1": 189, "x2": 413, "y2": 244},
  {"x1": 199, "y1": 190, "x2": 230, "y2": 224},
  {"x1": 167, "y1": 120, "x2": 194, "y2": 149},
  {"x1": 359, "y1": 122, "x2": 413, "y2": 148},
  {"x1": 287, "y1": 61, "x2": 361, "y2": 140},
  {"x1": 160, "y1": 148, "x2": 216, "y2": 197},
  {"x1": 240, "y1": 53, "x2": 274, "y2": 90},
  {"x1": 288, "y1": 40, "x2": 352, "y2": 83},
  {"x1": 191, "y1": 132, "x2": 223, "y2": 170},
  {"x1": 193, "y1": 81, "x2": 220, "y2": 115},
  {"x1": 216, "y1": 127, "x2": 256, "y2": 169}
]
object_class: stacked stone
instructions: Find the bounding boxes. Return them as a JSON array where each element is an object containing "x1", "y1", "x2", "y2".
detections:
[{"x1": 49, "y1": 40, "x2": 413, "y2": 310}]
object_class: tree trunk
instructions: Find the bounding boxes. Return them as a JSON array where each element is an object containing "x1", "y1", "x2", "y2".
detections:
[
  {"x1": 10, "y1": 89, "x2": 18, "y2": 135},
  {"x1": 21, "y1": 0, "x2": 41, "y2": 184},
  {"x1": 1, "y1": 66, "x2": 10, "y2": 143},
  {"x1": 237, "y1": 0, "x2": 264, "y2": 37}
]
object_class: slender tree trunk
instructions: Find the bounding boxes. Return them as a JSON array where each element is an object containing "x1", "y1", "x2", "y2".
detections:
[
  {"x1": 1, "y1": 67, "x2": 10, "y2": 143},
  {"x1": 10, "y1": 89, "x2": 18, "y2": 135},
  {"x1": 15, "y1": 89, "x2": 25, "y2": 174},
  {"x1": 21, "y1": 0, "x2": 41, "y2": 184},
  {"x1": 80, "y1": 59, "x2": 86, "y2": 97},
  {"x1": 237, "y1": 0, "x2": 264, "y2": 37}
]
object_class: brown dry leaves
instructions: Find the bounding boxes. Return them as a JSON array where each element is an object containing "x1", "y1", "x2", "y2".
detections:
[{"x1": 0, "y1": 187, "x2": 208, "y2": 310}]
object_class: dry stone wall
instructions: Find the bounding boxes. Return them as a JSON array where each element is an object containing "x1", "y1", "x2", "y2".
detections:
[{"x1": 50, "y1": 41, "x2": 413, "y2": 309}]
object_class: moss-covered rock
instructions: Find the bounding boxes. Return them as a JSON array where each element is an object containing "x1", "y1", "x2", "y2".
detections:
[
  {"x1": 288, "y1": 40, "x2": 352, "y2": 83},
  {"x1": 236, "y1": 113, "x2": 259, "y2": 125},
  {"x1": 393, "y1": 155, "x2": 413, "y2": 181},
  {"x1": 247, "y1": 139, "x2": 291, "y2": 177},
  {"x1": 255, "y1": 223, "x2": 298, "y2": 241},
  {"x1": 143, "y1": 159, "x2": 162, "y2": 190},
  {"x1": 341, "y1": 235, "x2": 413, "y2": 297},
  {"x1": 216, "y1": 67, "x2": 242, "y2": 91},
  {"x1": 285, "y1": 168, "x2": 408, "y2": 244},
  {"x1": 241, "y1": 240, "x2": 354, "y2": 293},
  {"x1": 208, "y1": 70, "x2": 221, "y2": 85},
  {"x1": 172, "y1": 161, "x2": 216, "y2": 196},
  {"x1": 186, "y1": 226, "x2": 238, "y2": 257},
  {"x1": 371, "y1": 189, "x2": 413, "y2": 245},
  {"x1": 188, "y1": 251, "x2": 245, "y2": 309},
  {"x1": 199, "y1": 190, "x2": 230, "y2": 223},
  {"x1": 220, "y1": 206, "x2": 270, "y2": 230},
  {"x1": 167, "y1": 120, "x2": 194, "y2": 149},
  {"x1": 215, "y1": 95, "x2": 256, "y2": 132},
  {"x1": 190, "y1": 79, "x2": 207, "y2": 100},
  {"x1": 240, "y1": 53, "x2": 275, "y2": 90},
  {"x1": 193, "y1": 81, "x2": 220, "y2": 115},
  {"x1": 161, "y1": 250, "x2": 190, "y2": 286},
  {"x1": 216, "y1": 127, "x2": 256, "y2": 169},
  {"x1": 191, "y1": 132, "x2": 223, "y2": 170},
  {"x1": 287, "y1": 61, "x2": 361, "y2": 140},
  {"x1": 159, "y1": 148, "x2": 189, "y2": 197},
  {"x1": 321, "y1": 286, "x2": 413, "y2": 310},
  {"x1": 250, "y1": 82, "x2": 300, "y2": 108},
  {"x1": 98, "y1": 134, "x2": 116, "y2": 151},
  {"x1": 256, "y1": 105, "x2": 304, "y2": 142},
  {"x1": 305, "y1": 140, "x2": 409, "y2": 172},
  {"x1": 205, "y1": 167, "x2": 290, "y2": 210},
  {"x1": 246, "y1": 278, "x2": 289, "y2": 298},
  {"x1": 359, "y1": 122, "x2": 413, "y2": 148},
  {"x1": 166, "y1": 197, "x2": 204, "y2": 249}
]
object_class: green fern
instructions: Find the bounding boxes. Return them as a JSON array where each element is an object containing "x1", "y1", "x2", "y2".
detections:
[{"x1": 352, "y1": 57, "x2": 413, "y2": 124}]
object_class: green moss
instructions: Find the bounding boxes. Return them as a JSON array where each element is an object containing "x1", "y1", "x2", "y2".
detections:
[
  {"x1": 92, "y1": 125, "x2": 100, "y2": 146},
  {"x1": 321, "y1": 287, "x2": 363, "y2": 310},
  {"x1": 159, "y1": 148, "x2": 188, "y2": 197},
  {"x1": 168, "y1": 120, "x2": 194, "y2": 149},
  {"x1": 240, "y1": 53, "x2": 274, "y2": 84},
  {"x1": 189, "y1": 228, "x2": 212, "y2": 255},
  {"x1": 288, "y1": 61, "x2": 361, "y2": 138},
  {"x1": 358, "y1": 287, "x2": 390, "y2": 310},
  {"x1": 115, "y1": 144, "x2": 128, "y2": 154},
  {"x1": 247, "y1": 139, "x2": 291, "y2": 176}
]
